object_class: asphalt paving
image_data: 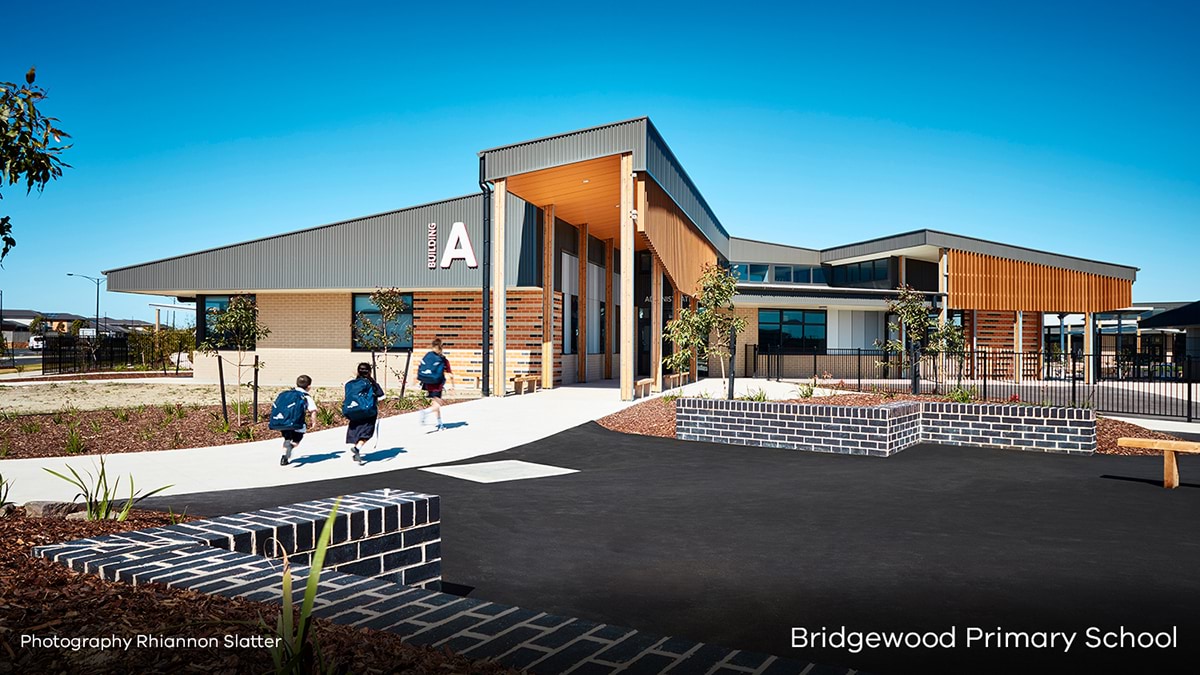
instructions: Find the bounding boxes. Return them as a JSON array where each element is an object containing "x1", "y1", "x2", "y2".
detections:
[{"x1": 145, "y1": 423, "x2": 1200, "y2": 675}]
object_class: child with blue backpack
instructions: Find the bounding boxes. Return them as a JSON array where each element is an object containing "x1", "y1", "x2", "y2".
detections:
[
  {"x1": 417, "y1": 338, "x2": 454, "y2": 431},
  {"x1": 268, "y1": 374, "x2": 317, "y2": 466},
  {"x1": 343, "y1": 362, "x2": 385, "y2": 464}
]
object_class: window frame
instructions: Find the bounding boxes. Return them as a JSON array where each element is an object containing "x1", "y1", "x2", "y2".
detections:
[
  {"x1": 757, "y1": 308, "x2": 828, "y2": 354},
  {"x1": 351, "y1": 293, "x2": 414, "y2": 352}
]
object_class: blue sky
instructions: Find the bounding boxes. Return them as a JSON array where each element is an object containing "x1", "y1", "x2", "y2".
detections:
[{"x1": 3, "y1": 1, "x2": 1196, "y2": 323}]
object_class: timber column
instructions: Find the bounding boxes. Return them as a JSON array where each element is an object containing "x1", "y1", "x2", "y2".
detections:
[
  {"x1": 541, "y1": 204, "x2": 555, "y2": 389},
  {"x1": 578, "y1": 223, "x2": 589, "y2": 383},
  {"x1": 651, "y1": 253, "x2": 663, "y2": 392},
  {"x1": 619, "y1": 154, "x2": 635, "y2": 400},
  {"x1": 492, "y1": 178, "x2": 507, "y2": 396},
  {"x1": 605, "y1": 239, "x2": 614, "y2": 380}
]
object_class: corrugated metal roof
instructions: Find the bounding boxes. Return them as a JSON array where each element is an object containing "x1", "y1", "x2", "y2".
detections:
[
  {"x1": 479, "y1": 117, "x2": 729, "y2": 258},
  {"x1": 730, "y1": 237, "x2": 821, "y2": 264},
  {"x1": 819, "y1": 229, "x2": 1138, "y2": 280},
  {"x1": 1138, "y1": 300, "x2": 1200, "y2": 328}
]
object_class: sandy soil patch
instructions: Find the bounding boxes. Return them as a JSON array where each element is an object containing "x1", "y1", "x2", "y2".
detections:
[{"x1": 0, "y1": 381, "x2": 431, "y2": 415}]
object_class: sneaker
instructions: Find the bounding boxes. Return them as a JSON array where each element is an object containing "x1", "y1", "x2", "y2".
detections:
[
  {"x1": 351, "y1": 447, "x2": 362, "y2": 464},
  {"x1": 280, "y1": 455, "x2": 289, "y2": 466}
]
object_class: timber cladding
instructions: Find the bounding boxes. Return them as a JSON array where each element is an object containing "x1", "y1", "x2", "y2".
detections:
[
  {"x1": 412, "y1": 289, "x2": 556, "y2": 389},
  {"x1": 948, "y1": 250, "x2": 1132, "y2": 313},
  {"x1": 640, "y1": 178, "x2": 718, "y2": 297}
]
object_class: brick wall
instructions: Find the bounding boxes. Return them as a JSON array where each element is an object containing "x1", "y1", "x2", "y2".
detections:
[
  {"x1": 193, "y1": 290, "x2": 559, "y2": 392},
  {"x1": 677, "y1": 399, "x2": 1096, "y2": 456},
  {"x1": 677, "y1": 399, "x2": 921, "y2": 457},
  {"x1": 35, "y1": 490, "x2": 841, "y2": 675},
  {"x1": 920, "y1": 402, "x2": 1095, "y2": 453}
]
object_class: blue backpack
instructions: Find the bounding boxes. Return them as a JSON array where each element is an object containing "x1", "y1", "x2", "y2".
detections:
[
  {"x1": 268, "y1": 389, "x2": 308, "y2": 430},
  {"x1": 342, "y1": 378, "x2": 378, "y2": 421},
  {"x1": 417, "y1": 351, "x2": 445, "y2": 384}
]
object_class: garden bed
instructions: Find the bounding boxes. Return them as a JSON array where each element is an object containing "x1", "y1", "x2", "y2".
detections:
[
  {"x1": 0, "y1": 397, "x2": 462, "y2": 460},
  {"x1": 597, "y1": 394, "x2": 1182, "y2": 455},
  {"x1": 0, "y1": 370, "x2": 194, "y2": 383},
  {"x1": 0, "y1": 509, "x2": 512, "y2": 674}
]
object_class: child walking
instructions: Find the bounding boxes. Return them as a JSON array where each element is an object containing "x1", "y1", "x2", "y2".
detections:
[
  {"x1": 343, "y1": 362, "x2": 385, "y2": 464},
  {"x1": 269, "y1": 375, "x2": 317, "y2": 466},
  {"x1": 417, "y1": 338, "x2": 454, "y2": 431}
]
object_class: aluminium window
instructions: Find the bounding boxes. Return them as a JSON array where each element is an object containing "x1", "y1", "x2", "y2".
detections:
[
  {"x1": 199, "y1": 294, "x2": 258, "y2": 351},
  {"x1": 758, "y1": 309, "x2": 827, "y2": 353},
  {"x1": 352, "y1": 293, "x2": 414, "y2": 351}
]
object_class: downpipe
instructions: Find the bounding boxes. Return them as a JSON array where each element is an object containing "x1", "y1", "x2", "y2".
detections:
[{"x1": 479, "y1": 157, "x2": 492, "y2": 397}]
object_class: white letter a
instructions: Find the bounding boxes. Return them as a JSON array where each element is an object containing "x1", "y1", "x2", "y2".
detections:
[{"x1": 440, "y1": 221, "x2": 478, "y2": 268}]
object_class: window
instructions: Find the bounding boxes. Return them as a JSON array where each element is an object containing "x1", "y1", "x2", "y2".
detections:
[
  {"x1": 731, "y1": 263, "x2": 769, "y2": 282},
  {"x1": 811, "y1": 267, "x2": 827, "y2": 284},
  {"x1": 352, "y1": 293, "x2": 413, "y2": 351},
  {"x1": 200, "y1": 294, "x2": 258, "y2": 350},
  {"x1": 587, "y1": 261, "x2": 604, "y2": 354},
  {"x1": 562, "y1": 252, "x2": 579, "y2": 354},
  {"x1": 831, "y1": 260, "x2": 890, "y2": 285},
  {"x1": 758, "y1": 309, "x2": 827, "y2": 353},
  {"x1": 774, "y1": 265, "x2": 792, "y2": 283}
]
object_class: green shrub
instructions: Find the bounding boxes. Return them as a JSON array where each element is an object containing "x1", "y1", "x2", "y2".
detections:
[
  {"x1": 268, "y1": 499, "x2": 341, "y2": 673},
  {"x1": 65, "y1": 426, "x2": 85, "y2": 455},
  {"x1": 0, "y1": 472, "x2": 11, "y2": 507},
  {"x1": 89, "y1": 419, "x2": 102, "y2": 435},
  {"x1": 112, "y1": 408, "x2": 130, "y2": 423},
  {"x1": 233, "y1": 426, "x2": 255, "y2": 441},
  {"x1": 945, "y1": 386, "x2": 977, "y2": 404},
  {"x1": 19, "y1": 420, "x2": 41, "y2": 435},
  {"x1": 0, "y1": 436, "x2": 10, "y2": 458},
  {"x1": 43, "y1": 457, "x2": 173, "y2": 521},
  {"x1": 315, "y1": 406, "x2": 339, "y2": 427},
  {"x1": 738, "y1": 388, "x2": 769, "y2": 402},
  {"x1": 661, "y1": 393, "x2": 681, "y2": 404},
  {"x1": 797, "y1": 382, "x2": 815, "y2": 399}
]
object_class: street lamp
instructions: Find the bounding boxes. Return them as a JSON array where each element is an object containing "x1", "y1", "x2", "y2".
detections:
[{"x1": 67, "y1": 273, "x2": 104, "y2": 344}]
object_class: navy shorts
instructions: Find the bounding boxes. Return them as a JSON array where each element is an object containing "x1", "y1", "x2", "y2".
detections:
[
  {"x1": 280, "y1": 429, "x2": 304, "y2": 443},
  {"x1": 346, "y1": 417, "x2": 377, "y2": 444}
]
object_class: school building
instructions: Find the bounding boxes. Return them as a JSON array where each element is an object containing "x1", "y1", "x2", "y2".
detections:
[{"x1": 104, "y1": 118, "x2": 1139, "y2": 400}]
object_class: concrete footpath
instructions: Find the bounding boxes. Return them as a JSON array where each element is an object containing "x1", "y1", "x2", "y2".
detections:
[{"x1": 3, "y1": 382, "x2": 639, "y2": 504}]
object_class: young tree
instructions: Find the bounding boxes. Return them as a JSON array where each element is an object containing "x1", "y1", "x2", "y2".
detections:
[
  {"x1": 68, "y1": 318, "x2": 84, "y2": 336},
  {"x1": 663, "y1": 263, "x2": 747, "y2": 398},
  {"x1": 28, "y1": 315, "x2": 45, "y2": 334},
  {"x1": 353, "y1": 288, "x2": 412, "y2": 392},
  {"x1": 198, "y1": 295, "x2": 270, "y2": 426},
  {"x1": 1, "y1": 67, "x2": 72, "y2": 262},
  {"x1": 876, "y1": 285, "x2": 966, "y2": 391}
]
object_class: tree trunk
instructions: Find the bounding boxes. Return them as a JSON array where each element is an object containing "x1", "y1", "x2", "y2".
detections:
[{"x1": 400, "y1": 349, "x2": 413, "y2": 397}]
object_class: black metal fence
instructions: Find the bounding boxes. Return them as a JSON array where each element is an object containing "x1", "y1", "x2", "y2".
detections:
[
  {"x1": 748, "y1": 346, "x2": 1198, "y2": 421},
  {"x1": 40, "y1": 335, "x2": 131, "y2": 375}
]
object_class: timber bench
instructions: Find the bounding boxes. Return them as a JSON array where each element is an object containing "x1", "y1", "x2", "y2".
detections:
[
  {"x1": 634, "y1": 378, "x2": 654, "y2": 398},
  {"x1": 1117, "y1": 437, "x2": 1200, "y2": 489},
  {"x1": 662, "y1": 372, "x2": 690, "y2": 390},
  {"x1": 512, "y1": 374, "x2": 541, "y2": 395}
]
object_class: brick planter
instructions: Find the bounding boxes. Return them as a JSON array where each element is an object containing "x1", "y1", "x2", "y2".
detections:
[{"x1": 676, "y1": 398, "x2": 1096, "y2": 456}]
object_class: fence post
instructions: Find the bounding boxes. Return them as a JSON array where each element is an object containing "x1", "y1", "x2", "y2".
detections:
[
  {"x1": 910, "y1": 343, "x2": 921, "y2": 395},
  {"x1": 982, "y1": 351, "x2": 988, "y2": 401},
  {"x1": 1071, "y1": 350, "x2": 1077, "y2": 408},
  {"x1": 216, "y1": 356, "x2": 229, "y2": 426},
  {"x1": 252, "y1": 355, "x2": 260, "y2": 424},
  {"x1": 1188, "y1": 357, "x2": 1194, "y2": 423},
  {"x1": 751, "y1": 344, "x2": 757, "y2": 379},
  {"x1": 857, "y1": 348, "x2": 863, "y2": 392}
]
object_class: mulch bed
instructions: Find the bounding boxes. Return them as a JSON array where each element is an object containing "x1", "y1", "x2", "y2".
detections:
[
  {"x1": 0, "y1": 398, "x2": 463, "y2": 460},
  {"x1": 597, "y1": 394, "x2": 1185, "y2": 455},
  {"x1": 0, "y1": 509, "x2": 514, "y2": 674}
]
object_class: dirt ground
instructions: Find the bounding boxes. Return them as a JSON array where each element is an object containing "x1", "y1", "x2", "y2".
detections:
[{"x1": 0, "y1": 381, "x2": 428, "y2": 415}]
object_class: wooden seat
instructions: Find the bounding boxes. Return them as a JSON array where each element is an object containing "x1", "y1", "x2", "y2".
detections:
[
  {"x1": 634, "y1": 378, "x2": 654, "y2": 398},
  {"x1": 512, "y1": 374, "x2": 541, "y2": 395},
  {"x1": 662, "y1": 372, "x2": 690, "y2": 390},
  {"x1": 1117, "y1": 438, "x2": 1200, "y2": 488}
]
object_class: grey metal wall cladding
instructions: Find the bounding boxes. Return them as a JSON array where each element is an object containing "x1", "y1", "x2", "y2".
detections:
[
  {"x1": 587, "y1": 234, "x2": 606, "y2": 266},
  {"x1": 505, "y1": 193, "x2": 542, "y2": 287},
  {"x1": 107, "y1": 192, "x2": 544, "y2": 293},
  {"x1": 729, "y1": 237, "x2": 821, "y2": 265},
  {"x1": 642, "y1": 120, "x2": 730, "y2": 257},
  {"x1": 480, "y1": 118, "x2": 647, "y2": 181},
  {"x1": 820, "y1": 229, "x2": 1138, "y2": 281}
]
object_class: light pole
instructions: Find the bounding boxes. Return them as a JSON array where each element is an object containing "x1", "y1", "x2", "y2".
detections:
[{"x1": 68, "y1": 273, "x2": 104, "y2": 369}]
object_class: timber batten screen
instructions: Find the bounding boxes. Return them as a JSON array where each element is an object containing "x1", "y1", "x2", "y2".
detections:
[
  {"x1": 640, "y1": 178, "x2": 719, "y2": 297},
  {"x1": 948, "y1": 250, "x2": 1132, "y2": 314}
]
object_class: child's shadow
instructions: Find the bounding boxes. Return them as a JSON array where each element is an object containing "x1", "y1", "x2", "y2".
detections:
[
  {"x1": 439, "y1": 421, "x2": 469, "y2": 431},
  {"x1": 291, "y1": 451, "x2": 343, "y2": 466},
  {"x1": 361, "y1": 447, "x2": 406, "y2": 463}
]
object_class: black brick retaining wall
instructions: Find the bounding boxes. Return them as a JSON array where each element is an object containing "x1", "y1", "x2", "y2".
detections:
[
  {"x1": 35, "y1": 490, "x2": 866, "y2": 675},
  {"x1": 677, "y1": 398, "x2": 1096, "y2": 456}
]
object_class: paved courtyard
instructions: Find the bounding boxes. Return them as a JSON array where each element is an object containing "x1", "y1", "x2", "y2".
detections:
[{"x1": 145, "y1": 422, "x2": 1200, "y2": 675}]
